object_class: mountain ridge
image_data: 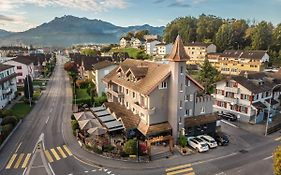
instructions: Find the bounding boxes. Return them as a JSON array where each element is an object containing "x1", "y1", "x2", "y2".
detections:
[{"x1": 0, "y1": 15, "x2": 164, "y2": 47}]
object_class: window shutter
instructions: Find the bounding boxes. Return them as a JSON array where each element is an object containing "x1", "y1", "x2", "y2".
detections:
[
  {"x1": 240, "y1": 94, "x2": 243, "y2": 99},
  {"x1": 222, "y1": 90, "x2": 225, "y2": 95}
]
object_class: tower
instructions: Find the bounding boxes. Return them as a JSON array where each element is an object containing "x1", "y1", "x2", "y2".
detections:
[{"x1": 168, "y1": 35, "x2": 190, "y2": 141}]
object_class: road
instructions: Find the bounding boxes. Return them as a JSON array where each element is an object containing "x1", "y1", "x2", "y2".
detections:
[{"x1": 0, "y1": 55, "x2": 280, "y2": 175}]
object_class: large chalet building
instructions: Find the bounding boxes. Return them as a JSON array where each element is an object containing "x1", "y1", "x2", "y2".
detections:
[{"x1": 103, "y1": 36, "x2": 216, "y2": 142}]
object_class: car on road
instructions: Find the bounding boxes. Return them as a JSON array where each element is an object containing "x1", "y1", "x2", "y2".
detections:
[
  {"x1": 214, "y1": 132, "x2": 229, "y2": 146},
  {"x1": 218, "y1": 112, "x2": 238, "y2": 121},
  {"x1": 197, "y1": 135, "x2": 218, "y2": 148},
  {"x1": 187, "y1": 136, "x2": 209, "y2": 152}
]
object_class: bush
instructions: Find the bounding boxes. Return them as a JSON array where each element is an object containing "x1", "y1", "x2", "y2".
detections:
[
  {"x1": 103, "y1": 145, "x2": 115, "y2": 153},
  {"x1": 178, "y1": 135, "x2": 187, "y2": 148},
  {"x1": 75, "y1": 98, "x2": 92, "y2": 105},
  {"x1": 273, "y1": 146, "x2": 281, "y2": 175},
  {"x1": 71, "y1": 119, "x2": 79, "y2": 136},
  {"x1": 124, "y1": 139, "x2": 137, "y2": 155},
  {"x1": 94, "y1": 95, "x2": 107, "y2": 107},
  {"x1": 1, "y1": 116, "x2": 18, "y2": 127},
  {"x1": 71, "y1": 114, "x2": 75, "y2": 120},
  {"x1": 0, "y1": 110, "x2": 12, "y2": 117},
  {"x1": 2, "y1": 123, "x2": 14, "y2": 138}
]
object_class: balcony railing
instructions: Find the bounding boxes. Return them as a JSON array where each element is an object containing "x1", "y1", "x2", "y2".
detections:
[
  {"x1": 223, "y1": 96, "x2": 238, "y2": 104},
  {"x1": 2, "y1": 88, "x2": 12, "y2": 94},
  {"x1": 133, "y1": 102, "x2": 155, "y2": 115},
  {"x1": 108, "y1": 88, "x2": 124, "y2": 98},
  {"x1": 225, "y1": 87, "x2": 239, "y2": 93}
]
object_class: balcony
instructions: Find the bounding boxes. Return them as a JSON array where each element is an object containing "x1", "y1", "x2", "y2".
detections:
[
  {"x1": 2, "y1": 88, "x2": 12, "y2": 95},
  {"x1": 132, "y1": 102, "x2": 155, "y2": 115},
  {"x1": 225, "y1": 86, "x2": 239, "y2": 93},
  {"x1": 108, "y1": 88, "x2": 124, "y2": 98},
  {"x1": 223, "y1": 96, "x2": 238, "y2": 105}
]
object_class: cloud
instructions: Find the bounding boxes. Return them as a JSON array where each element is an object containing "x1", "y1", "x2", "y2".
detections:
[
  {"x1": 168, "y1": 0, "x2": 190, "y2": 8},
  {"x1": 0, "y1": 0, "x2": 128, "y2": 13},
  {"x1": 0, "y1": 15, "x2": 15, "y2": 21}
]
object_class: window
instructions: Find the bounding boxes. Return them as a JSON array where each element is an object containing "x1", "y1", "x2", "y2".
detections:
[
  {"x1": 126, "y1": 89, "x2": 129, "y2": 95},
  {"x1": 180, "y1": 83, "x2": 183, "y2": 92},
  {"x1": 201, "y1": 107, "x2": 205, "y2": 114},
  {"x1": 159, "y1": 81, "x2": 168, "y2": 89},
  {"x1": 133, "y1": 92, "x2": 136, "y2": 99},
  {"x1": 179, "y1": 100, "x2": 183, "y2": 109},
  {"x1": 180, "y1": 66, "x2": 183, "y2": 75},
  {"x1": 189, "y1": 94, "x2": 193, "y2": 101},
  {"x1": 185, "y1": 95, "x2": 189, "y2": 101},
  {"x1": 189, "y1": 109, "x2": 193, "y2": 116},
  {"x1": 17, "y1": 72, "x2": 23, "y2": 76},
  {"x1": 17, "y1": 66, "x2": 22, "y2": 70},
  {"x1": 126, "y1": 102, "x2": 129, "y2": 108}
]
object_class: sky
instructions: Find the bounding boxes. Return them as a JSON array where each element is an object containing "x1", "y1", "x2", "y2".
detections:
[{"x1": 0, "y1": 0, "x2": 281, "y2": 32}]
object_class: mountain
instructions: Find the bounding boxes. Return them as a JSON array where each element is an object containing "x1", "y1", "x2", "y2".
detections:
[
  {"x1": 0, "y1": 29, "x2": 12, "y2": 37},
  {"x1": 0, "y1": 15, "x2": 165, "y2": 47}
]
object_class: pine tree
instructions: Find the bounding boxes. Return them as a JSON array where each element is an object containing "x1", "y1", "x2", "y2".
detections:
[{"x1": 24, "y1": 75, "x2": 34, "y2": 100}]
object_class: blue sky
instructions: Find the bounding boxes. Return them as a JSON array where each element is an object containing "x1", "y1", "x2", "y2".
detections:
[{"x1": 0, "y1": 0, "x2": 280, "y2": 32}]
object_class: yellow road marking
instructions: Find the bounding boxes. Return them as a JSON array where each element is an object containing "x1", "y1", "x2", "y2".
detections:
[
  {"x1": 21, "y1": 153, "x2": 31, "y2": 168},
  {"x1": 6, "y1": 154, "x2": 17, "y2": 169},
  {"x1": 44, "y1": 150, "x2": 54, "y2": 163},
  {"x1": 166, "y1": 164, "x2": 192, "y2": 172},
  {"x1": 63, "y1": 145, "x2": 73, "y2": 156},
  {"x1": 167, "y1": 168, "x2": 193, "y2": 175},
  {"x1": 275, "y1": 136, "x2": 281, "y2": 141},
  {"x1": 14, "y1": 153, "x2": 24, "y2": 169},
  {"x1": 50, "y1": 148, "x2": 60, "y2": 160},
  {"x1": 183, "y1": 172, "x2": 195, "y2": 175},
  {"x1": 57, "y1": 147, "x2": 67, "y2": 158}
]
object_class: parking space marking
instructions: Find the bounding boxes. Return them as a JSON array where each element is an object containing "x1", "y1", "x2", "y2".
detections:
[{"x1": 221, "y1": 120, "x2": 238, "y2": 128}]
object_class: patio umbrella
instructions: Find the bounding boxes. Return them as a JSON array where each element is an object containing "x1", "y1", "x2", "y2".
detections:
[{"x1": 87, "y1": 127, "x2": 107, "y2": 136}]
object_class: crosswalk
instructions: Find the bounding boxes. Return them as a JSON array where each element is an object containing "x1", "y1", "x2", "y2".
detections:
[
  {"x1": 166, "y1": 164, "x2": 195, "y2": 175},
  {"x1": 274, "y1": 136, "x2": 281, "y2": 141},
  {"x1": 5, "y1": 145, "x2": 72, "y2": 170}
]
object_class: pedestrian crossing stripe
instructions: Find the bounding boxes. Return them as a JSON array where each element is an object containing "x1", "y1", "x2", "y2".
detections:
[
  {"x1": 14, "y1": 153, "x2": 24, "y2": 169},
  {"x1": 50, "y1": 148, "x2": 61, "y2": 160},
  {"x1": 44, "y1": 150, "x2": 54, "y2": 163},
  {"x1": 45, "y1": 145, "x2": 73, "y2": 163},
  {"x1": 5, "y1": 154, "x2": 17, "y2": 169},
  {"x1": 166, "y1": 164, "x2": 195, "y2": 175},
  {"x1": 63, "y1": 145, "x2": 73, "y2": 156},
  {"x1": 57, "y1": 146, "x2": 67, "y2": 158},
  {"x1": 21, "y1": 153, "x2": 31, "y2": 168},
  {"x1": 275, "y1": 136, "x2": 281, "y2": 141}
]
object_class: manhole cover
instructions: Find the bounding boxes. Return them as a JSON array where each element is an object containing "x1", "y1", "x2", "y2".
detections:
[{"x1": 239, "y1": 149, "x2": 248, "y2": 154}]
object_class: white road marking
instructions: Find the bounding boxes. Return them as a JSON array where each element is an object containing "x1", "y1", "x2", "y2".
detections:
[
  {"x1": 215, "y1": 172, "x2": 226, "y2": 175},
  {"x1": 84, "y1": 170, "x2": 89, "y2": 173},
  {"x1": 263, "y1": 155, "x2": 273, "y2": 160},
  {"x1": 48, "y1": 163, "x2": 55, "y2": 175},
  {"x1": 45, "y1": 116, "x2": 50, "y2": 124},
  {"x1": 221, "y1": 120, "x2": 238, "y2": 128},
  {"x1": 107, "y1": 171, "x2": 111, "y2": 174},
  {"x1": 22, "y1": 167, "x2": 27, "y2": 175},
  {"x1": 91, "y1": 169, "x2": 96, "y2": 172},
  {"x1": 15, "y1": 142, "x2": 22, "y2": 153},
  {"x1": 193, "y1": 152, "x2": 238, "y2": 165}
]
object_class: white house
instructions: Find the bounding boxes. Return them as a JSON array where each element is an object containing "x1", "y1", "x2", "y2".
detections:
[
  {"x1": 4, "y1": 57, "x2": 35, "y2": 85},
  {"x1": 145, "y1": 40, "x2": 161, "y2": 55},
  {"x1": 155, "y1": 43, "x2": 173, "y2": 57},
  {"x1": 0, "y1": 64, "x2": 17, "y2": 109},
  {"x1": 119, "y1": 37, "x2": 130, "y2": 48},
  {"x1": 131, "y1": 38, "x2": 143, "y2": 48}
]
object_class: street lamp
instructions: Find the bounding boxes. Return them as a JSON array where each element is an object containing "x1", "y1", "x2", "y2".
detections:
[{"x1": 265, "y1": 84, "x2": 281, "y2": 136}]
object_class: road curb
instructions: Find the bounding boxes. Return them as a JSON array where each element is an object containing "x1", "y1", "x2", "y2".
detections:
[{"x1": 0, "y1": 120, "x2": 22, "y2": 151}]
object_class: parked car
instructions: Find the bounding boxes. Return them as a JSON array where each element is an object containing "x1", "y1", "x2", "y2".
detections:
[
  {"x1": 197, "y1": 135, "x2": 218, "y2": 148},
  {"x1": 214, "y1": 132, "x2": 229, "y2": 146},
  {"x1": 218, "y1": 112, "x2": 237, "y2": 121},
  {"x1": 187, "y1": 137, "x2": 209, "y2": 152}
]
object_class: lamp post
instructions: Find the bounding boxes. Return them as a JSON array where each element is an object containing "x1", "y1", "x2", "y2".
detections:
[{"x1": 265, "y1": 84, "x2": 281, "y2": 136}]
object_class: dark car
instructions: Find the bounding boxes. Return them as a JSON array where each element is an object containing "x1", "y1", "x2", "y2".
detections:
[
  {"x1": 214, "y1": 132, "x2": 229, "y2": 146},
  {"x1": 218, "y1": 112, "x2": 237, "y2": 121}
]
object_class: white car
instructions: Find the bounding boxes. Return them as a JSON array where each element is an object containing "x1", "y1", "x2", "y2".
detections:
[
  {"x1": 187, "y1": 136, "x2": 209, "y2": 152},
  {"x1": 197, "y1": 135, "x2": 218, "y2": 148}
]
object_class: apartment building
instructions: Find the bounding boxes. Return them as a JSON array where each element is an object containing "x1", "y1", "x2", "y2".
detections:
[
  {"x1": 145, "y1": 39, "x2": 161, "y2": 55},
  {"x1": 4, "y1": 57, "x2": 35, "y2": 85},
  {"x1": 0, "y1": 64, "x2": 17, "y2": 109},
  {"x1": 103, "y1": 35, "x2": 215, "y2": 141},
  {"x1": 214, "y1": 72, "x2": 281, "y2": 124},
  {"x1": 219, "y1": 50, "x2": 269, "y2": 75},
  {"x1": 91, "y1": 61, "x2": 117, "y2": 96},
  {"x1": 185, "y1": 42, "x2": 217, "y2": 65},
  {"x1": 131, "y1": 38, "x2": 143, "y2": 48},
  {"x1": 155, "y1": 43, "x2": 173, "y2": 58}
]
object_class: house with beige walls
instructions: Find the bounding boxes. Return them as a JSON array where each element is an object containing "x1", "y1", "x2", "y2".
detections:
[{"x1": 185, "y1": 42, "x2": 216, "y2": 65}]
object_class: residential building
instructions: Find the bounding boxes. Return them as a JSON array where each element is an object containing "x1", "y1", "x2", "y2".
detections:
[
  {"x1": 0, "y1": 64, "x2": 17, "y2": 109},
  {"x1": 219, "y1": 50, "x2": 269, "y2": 75},
  {"x1": 185, "y1": 42, "x2": 217, "y2": 65},
  {"x1": 4, "y1": 57, "x2": 35, "y2": 85},
  {"x1": 131, "y1": 38, "x2": 143, "y2": 48},
  {"x1": 145, "y1": 39, "x2": 161, "y2": 55},
  {"x1": 103, "y1": 35, "x2": 215, "y2": 142},
  {"x1": 214, "y1": 72, "x2": 281, "y2": 124},
  {"x1": 91, "y1": 61, "x2": 117, "y2": 96},
  {"x1": 119, "y1": 37, "x2": 131, "y2": 48},
  {"x1": 155, "y1": 43, "x2": 173, "y2": 58},
  {"x1": 143, "y1": 35, "x2": 159, "y2": 41}
]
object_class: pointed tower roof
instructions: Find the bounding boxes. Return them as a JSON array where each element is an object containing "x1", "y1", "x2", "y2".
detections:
[{"x1": 168, "y1": 35, "x2": 190, "y2": 62}]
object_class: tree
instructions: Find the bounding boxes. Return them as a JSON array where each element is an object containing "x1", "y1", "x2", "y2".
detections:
[
  {"x1": 215, "y1": 23, "x2": 234, "y2": 52},
  {"x1": 273, "y1": 146, "x2": 281, "y2": 175},
  {"x1": 24, "y1": 75, "x2": 34, "y2": 100},
  {"x1": 64, "y1": 61, "x2": 76, "y2": 72},
  {"x1": 198, "y1": 59, "x2": 221, "y2": 94},
  {"x1": 80, "y1": 48, "x2": 100, "y2": 56},
  {"x1": 178, "y1": 135, "x2": 187, "y2": 148},
  {"x1": 123, "y1": 139, "x2": 137, "y2": 155},
  {"x1": 250, "y1": 21, "x2": 273, "y2": 50},
  {"x1": 135, "y1": 30, "x2": 149, "y2": 40},
  {"x1": 272, "y1": 23, "x2": 281, "y2": 52},
  {"x1": 231, "y1": 19, "x2": 249, "y2": 49}
]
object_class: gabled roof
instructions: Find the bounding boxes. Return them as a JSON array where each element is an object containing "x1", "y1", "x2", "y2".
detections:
[
  {"x1": 168, "y1": 35, "x2": 190, "y2": 62},
  {"x1": 103, "y1": 59, "x2": 170, "y2": 95},
  {"x1": 0, "y1": 64, "x2": 14, "y2": 72},
  {"x1": 10, "y1": 57, "x2": 34, "y2": 65},
  {"x1": 92, "y1": 60, "x2": 116, "y2": 71},
  {"x1": 222, "y1": 50, "x2": 267, "y2": 60}
]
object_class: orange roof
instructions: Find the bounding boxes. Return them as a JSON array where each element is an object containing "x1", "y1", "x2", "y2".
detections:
[{"x1": 168, "y1": 35, "x2": 190, "y2": 62}]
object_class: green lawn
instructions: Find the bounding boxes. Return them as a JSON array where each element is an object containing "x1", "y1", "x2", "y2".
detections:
[
  {"x1": 33, "y1": 80, "x2": 46, "y2": 87},
  {"x1": 10, "y1": 102, "x2": 33, "y2": 120},
  {"x1": 76, "y1": 88, "x2": 91, "y2": 99},
  {"x1": 111, "y1": 47, "x2": 142, "y2": 59}
]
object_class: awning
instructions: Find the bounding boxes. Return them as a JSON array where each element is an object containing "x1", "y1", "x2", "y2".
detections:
[
  {"x1": 137, "y1": 121, "x2": 172, "y2": 136},
  {"x1": 252, "y1": 101, "x2": 267, "y2": 109},
  {"x1": 185, "y1": 114, "x2": 220, "y2": 127}
]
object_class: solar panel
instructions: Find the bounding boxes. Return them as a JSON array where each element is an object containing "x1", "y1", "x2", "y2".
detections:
[
  {"x1": 99, "y1": 115, "x2": 116, "y2": 123},
  {"x1": 104, "y1": 120, "x2": 124, "y2": 129},
  {"x1": 91, "y1": 106, "x2": 106, "y2": 112}
]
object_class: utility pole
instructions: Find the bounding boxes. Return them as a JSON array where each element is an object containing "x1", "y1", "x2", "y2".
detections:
[{"x1": 26, "y1": 66, "x2": 32, "y2": 107}]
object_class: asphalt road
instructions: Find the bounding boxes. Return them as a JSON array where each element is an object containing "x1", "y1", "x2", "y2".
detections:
[{"x1": 0, "y1": 55, "x2": 280, "y2": 175}]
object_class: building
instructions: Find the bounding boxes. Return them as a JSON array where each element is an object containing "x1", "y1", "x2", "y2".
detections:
[
  {"x1": 214, "y1": 72, "x2": 281, "y2": 124},
  {"x1": 185, "y1": 42, "x2": 217, "y2": 65},
  {"x1": 119, "y1": 37, "x2": 131, "y2": 48},
  {"x1": 155, "y1": 43, "x2": 173, "y2": 58},
  {"x1": 103, "y1": 36, "x2": 215, "y2": 142},
  {"x1": 0, "y1": 64, "x2": 17, "y2": 109},
  {"x1": 219, "y1": 50, "x2": 269, "y2": 75},
  {"x1": 143, "y1": 35, "x2": 159, "y2": 41},
  {"x1": 4, "y1": 57, "x2": 35, "y2": 85},
  {"x1": 131, "y1": 38, "x2": 143, "y2": 48},
  {"x1": 91, "y1": 61, "x2": 117, "y2": 96},
  {"x1": 145, "y1": 39, "x2": 161, "y2": 55}
]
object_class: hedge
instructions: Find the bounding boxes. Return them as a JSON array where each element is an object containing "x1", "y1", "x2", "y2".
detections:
[{"x1": 1, "y1": 116, "x2": 18, "y2": 127}]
